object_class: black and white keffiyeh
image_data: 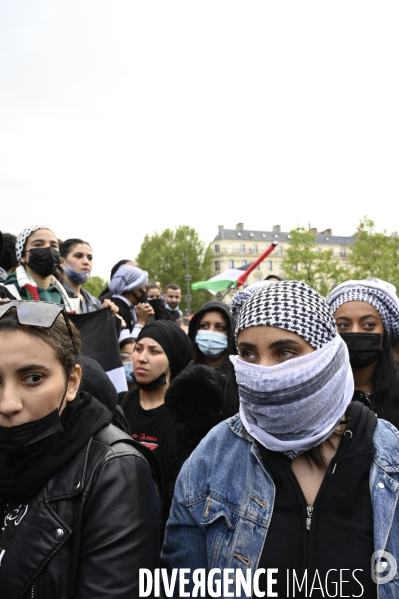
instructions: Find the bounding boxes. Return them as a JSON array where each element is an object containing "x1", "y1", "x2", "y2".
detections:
[
  {"x1": 15, "y1": 225, "x2": 51, "y2": 262},
  {"x1": 327, "y1": 278, "x2": 399, "y2": 342},
  {"x1": 230, "y1": 280, "x2": 353, "y2": 457},
  {"x1": 109, "y1": 264, "x2": 148, "y2": 295},
  {"x1": 235, "y1": 280, "x2": 337, "y2": 349}
]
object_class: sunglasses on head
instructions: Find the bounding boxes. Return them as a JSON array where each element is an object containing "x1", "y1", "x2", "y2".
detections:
[{"x1": 0, "y1": 300, "x2": 76, "y2": 352}]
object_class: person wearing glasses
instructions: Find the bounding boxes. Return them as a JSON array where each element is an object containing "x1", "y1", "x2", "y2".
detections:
[
  {"x1": 120, "y1": 336, "x2": 136, "y2": 386},
  {"x1": 0, "y1": 301, "x2": 160, "y2": 598}
]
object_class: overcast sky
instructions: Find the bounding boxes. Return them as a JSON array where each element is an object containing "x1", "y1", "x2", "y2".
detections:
[{"x1": 1, "y1": 1, "x2": 398, "y2": 279}]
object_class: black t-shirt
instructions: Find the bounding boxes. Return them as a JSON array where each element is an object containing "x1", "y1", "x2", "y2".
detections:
[
  {"x1": 123, "y1": 388, "x2": 175, "y2": 521},
  {"x1": 256, "y1": 402, "x2": 377, "y2": 598}
]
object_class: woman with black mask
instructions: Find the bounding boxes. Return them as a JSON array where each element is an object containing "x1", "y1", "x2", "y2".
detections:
[
  {"x1": 122, "y1": 320, "x2": 193, "y2": 523},
  {"x1": 4, "y1": 225, "x2": 73, "y2": 309},
  {"x1": 188, "y1": 300, "x2": 238, "y2": 417},
  {"x1": 327, "y1": 277, "x2": 399, "y2": 427},
  {"x1": 0, "y1": 301, "x2": 160, "y2": 598}
]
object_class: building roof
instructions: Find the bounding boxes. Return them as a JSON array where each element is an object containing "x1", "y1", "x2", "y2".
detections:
[{"x1": 213, "y1": 227, "x2": 356, "y2": 246}]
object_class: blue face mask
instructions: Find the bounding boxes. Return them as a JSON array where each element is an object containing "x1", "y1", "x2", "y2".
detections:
[
  {"x1": 63, "y1": 264, "x2": 90, "y2": 285},
  {"x1": 123, "y1": 362, "x2": 134, "y2": 383},
  {"x1": 195, "y1": 330, "x2": 228, "y2": 358},
  {"x1": 165, "y1": 303, "x2": 179, "y2": 312}
]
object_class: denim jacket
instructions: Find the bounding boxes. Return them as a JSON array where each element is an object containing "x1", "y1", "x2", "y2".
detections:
[{"x1": 162, "y1": 414, "x2": 399, "y2": 599}]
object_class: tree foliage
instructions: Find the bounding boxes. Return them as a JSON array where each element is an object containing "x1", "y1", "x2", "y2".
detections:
[
  {"x1": 349, "y1": 217, "x2": 399, "y2": 290},
  {"x1": 136, "y1": 225, "x2": 213, "y2": 313},
  {"x1": 83, "y1": 275, "x2": 108, "y2": 298},
  {"x1": 281, "y1": 227, "x2": 347, "y2": 296}
]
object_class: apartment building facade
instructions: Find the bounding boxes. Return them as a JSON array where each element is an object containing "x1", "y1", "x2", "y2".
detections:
[{"x1": 211, "y1": 223, "x2": 356, "y2": 302}]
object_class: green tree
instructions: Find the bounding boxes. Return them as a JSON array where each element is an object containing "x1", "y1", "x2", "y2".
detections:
[
  {"x1": 83, "y1": 275, "x2": 108, "y2": 299},
  {"x1": 136, "y1": 225, "x2": 213, "y2": 313},
  {"x1": 281, "y1": 227, "x2": 347, "y2": 296},
  {"x1": 349, "y1": 217, "x2": 399, "y2": 290}
]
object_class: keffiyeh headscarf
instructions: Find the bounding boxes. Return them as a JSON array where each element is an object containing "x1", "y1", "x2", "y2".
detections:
[
  {"x1": 235, "y1": 280, "x2": 337, "y2": 349},
  {"x1": 15, "y1": 225, "x2": 52, "y2": 262},
  {"x1": 109, "y1": 264, "x2": 148, "y2": 295},
  {"x1": 327, "y1": 278, "x2": 399, "y2": 343},
  {"x1": 230, "y1": 281, "x2": 354, "y2": 458}
]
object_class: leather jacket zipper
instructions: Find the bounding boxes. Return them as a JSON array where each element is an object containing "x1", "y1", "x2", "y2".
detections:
[
  {"x1": 306, "y1": 505, "x2": 313, "y2": 531},
  {"x1": 31, "y1": 582, "x2": 36, "y2": 599}
]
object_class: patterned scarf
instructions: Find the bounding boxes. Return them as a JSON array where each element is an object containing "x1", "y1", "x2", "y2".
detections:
[
  {"x1": 15, "y1": 265, "x2": 74, "y2": 312},
  {"x1": 234, "y1": 280, "x2": 337, "y2": 349},
  {"x1": 231, "y1": 281, "x2": 353, "y2": 457}
]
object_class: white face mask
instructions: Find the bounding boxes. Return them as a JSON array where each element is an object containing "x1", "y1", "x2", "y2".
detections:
[{"x1": 230, "y1": 336, "x2": 354, "y2": 458}]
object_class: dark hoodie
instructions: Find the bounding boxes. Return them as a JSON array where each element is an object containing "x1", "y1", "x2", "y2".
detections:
[{"x1": 188, "y1": 300, "x2": 239, "y2": 417}]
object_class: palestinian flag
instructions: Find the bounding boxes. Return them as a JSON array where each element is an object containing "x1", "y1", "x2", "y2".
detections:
[
  {"x1": 70, "y1": 308, "x2": 128, "y2": 394},
  {"x1": 191, "y1": 265, "x2": 251, "y2": 294},
  {"x1": 192, "y1": 242, "x2": 278, "y2": 293}
]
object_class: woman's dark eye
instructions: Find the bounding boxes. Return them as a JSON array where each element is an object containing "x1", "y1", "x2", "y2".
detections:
[
  {"x1": 239, "y1": 350, "x2": 256, "y2": 359},
  {"x1": 278, "y1": 349, "x2": 296, "y2": 358},
  {"x1": 24, "y1": 373, "x2": 43, "y2": 384}
]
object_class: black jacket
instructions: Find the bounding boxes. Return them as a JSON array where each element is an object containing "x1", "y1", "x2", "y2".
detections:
[
  {"x1": 188, "y1": 300, "x2": 239, "y2": 417},
  {"x1": 111, "y1": 296, "x2": 135, "y2": 333},
  {"x1": 0, "y1": 425, "x2": 160, "y2": 599}
]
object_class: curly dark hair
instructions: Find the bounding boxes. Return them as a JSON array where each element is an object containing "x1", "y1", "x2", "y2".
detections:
[{"x1": 0, "y1": 308, "x2": 82, "y2": 379}]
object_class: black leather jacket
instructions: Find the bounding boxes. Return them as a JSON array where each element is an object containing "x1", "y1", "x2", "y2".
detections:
[{"x1": 0, "y1": 425, "x2": 160, "y2": 599}]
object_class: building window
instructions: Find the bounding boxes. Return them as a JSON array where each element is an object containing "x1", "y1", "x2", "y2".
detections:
[
  {"x1": 340, "y1": 248, "x2": 347, "y2": 257},
  {"x1": 255, "y1": 276, "x2": 261, "y2": 282},
  {"x1": 241, "y1": 260, "x2": 247, "y2": 267},
  {"x1": 267, "y1": 260, "x2": 273, "y2": 270},
  {"x1": 228, "y1": 260, "x2": 234, "y2": 268},
  {"x1": 293, "y1": 264, "x2": 298, "y2": 271},
  {"x1": 240, "y1": 244, "x2": 246, "y2": 254},
  {"x1": 252, "y1": 245, "x2": 258, "y2": 254},
  {"x1": 214, "y1": 260, "x2": 220, "y2": 271},
  {"x1": 226, "y1": 244, "x2": 233, "y2": 254},
  {"x1": 277, "y1": 245, "x2": 283, "y2": 255},
  {"x1": 214, "y1": 244, "x2": 220, "y2": 254}
]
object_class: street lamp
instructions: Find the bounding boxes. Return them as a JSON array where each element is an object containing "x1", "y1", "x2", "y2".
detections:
[{"x1": 184, "y1": 254, "x2": 192, "y2": 315}]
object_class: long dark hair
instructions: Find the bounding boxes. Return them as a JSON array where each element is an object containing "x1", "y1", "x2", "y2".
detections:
[{"x1": 372, "y1": 334, "x2": 399, "y2": 427}]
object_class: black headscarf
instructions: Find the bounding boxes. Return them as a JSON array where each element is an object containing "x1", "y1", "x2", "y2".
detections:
[
  {"x1": 136, "y1": 320, "x2": 193, "y2": 379},
  {"x1": 188, "y1": 300, "x2": 237, "y2": 362}
]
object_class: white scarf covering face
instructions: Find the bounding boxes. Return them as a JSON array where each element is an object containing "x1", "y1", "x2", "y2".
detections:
[{"x1": 231, "y1": 336, "x2": 354, "y2": 458}]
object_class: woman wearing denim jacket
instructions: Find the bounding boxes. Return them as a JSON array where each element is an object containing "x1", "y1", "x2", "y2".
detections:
[{"x1": 162, "y1": 281, "x2": 399, "y2": 598}]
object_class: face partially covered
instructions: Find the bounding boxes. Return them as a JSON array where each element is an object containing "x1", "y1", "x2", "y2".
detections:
[
  {"x1": 198, "y1": 311, "x2": 228, "y2": 336},
  {"x1": 147, "y1": 287, "x2": 161, "y2": 300},
  {"x1": 62, "y1": 243, "x2": 93, "y2": 275},
  {"x1": 22, "y1": 229, "x2": 59, "y2": 264},
  {"x1": 237, "y1": 325, "x2": 314, "y2": 367},
  {"x1": 0, "y1": 330, "x2": 81, "y2": 427},
  {"x1": 334, "y1": 301, "x2": 384, "y2": 337},
  {"x1": 165, "y1": 288, "x2": 181, "y2": 309}
]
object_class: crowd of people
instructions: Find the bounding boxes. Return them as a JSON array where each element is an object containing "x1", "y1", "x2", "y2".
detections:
[{"x1": 1, "y1": 224, "x2": 399, "y2": 598}]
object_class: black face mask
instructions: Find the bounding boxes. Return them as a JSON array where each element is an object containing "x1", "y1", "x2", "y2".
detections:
[
  {"x1": 133, "y1": 372, "x2": 168, "y2": 391},
  {"x1": 147, "y1": 297, "x2": 165, "y2": 310},
  {"x1": 340, "y1": 333, "x2": 384, "y2": 369},
  {"x1": 0, "y1": 409, "x2": 64, "y2": 457},
  {"x1": 27, "y1": 247, "x2": 61, "y2": 277},
  {"x1": 133, "y1": 289, "x2": 147, "y2": 304}
]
